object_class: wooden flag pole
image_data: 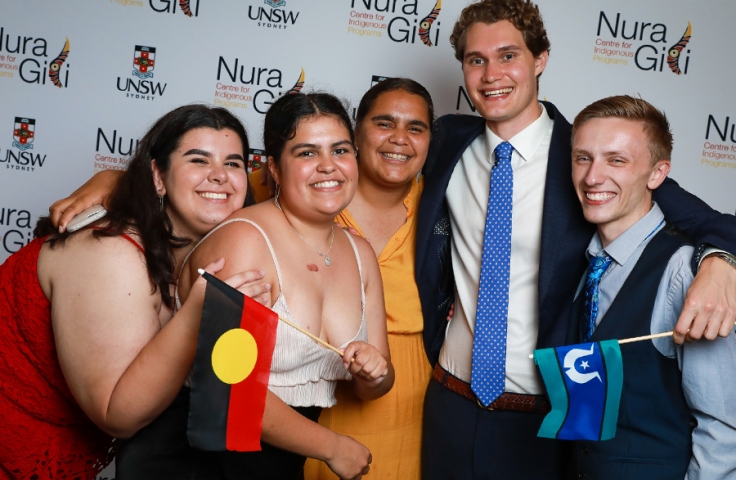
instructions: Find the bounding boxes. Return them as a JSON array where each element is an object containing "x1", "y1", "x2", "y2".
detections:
[
  {"x1": 617, "y1": 331, "x2": 675, "y2": 344},
  {"x1": 198, "y1": 268, "x2": 347, "y2": 359},
  {"x1": 275, "y1": 315, "x2": 346, "y2": 358}
]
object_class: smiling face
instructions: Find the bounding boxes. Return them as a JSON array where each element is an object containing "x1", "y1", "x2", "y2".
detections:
[
  {"x1": 153, "y1": 127, "x2": 247, "y2": 240},
  {"x1": 462, "y1": 20, "x2": 548, "y2": 139},
  {"x1": 355, "y1": 89, "x2": 431, "y2": 190},
  {"x1": 572, "y1": 117, "x2": 671, "y2": 245},
  {"x1": 269, "y1": 114, "x2": 358, "y2": 222}
]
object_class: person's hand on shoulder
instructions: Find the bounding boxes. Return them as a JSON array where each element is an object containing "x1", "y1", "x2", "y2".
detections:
[
  {"x1": 674, "y1": 254, "x2": 736, "y2": 343},
  {"x1": 50, "y1": 170, "x2": 123, "y2": 232}
]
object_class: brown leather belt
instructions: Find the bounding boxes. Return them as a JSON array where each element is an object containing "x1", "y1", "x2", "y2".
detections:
[{"x1": 433, "y1": 364, "x2": 551, "y2": 414}]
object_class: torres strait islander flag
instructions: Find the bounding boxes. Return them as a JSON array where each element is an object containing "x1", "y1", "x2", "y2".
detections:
[
  {"x1": 188, "y1": 271, "x2": 278, "y2": 451},
  {"x1": 533, "y1": 340, "x2": 623, "y2": 441}
]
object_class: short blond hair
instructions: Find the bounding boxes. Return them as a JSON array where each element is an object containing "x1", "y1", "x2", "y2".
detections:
[{"x1": 572, "y1": 95, "x2": 673, "y2": 164}]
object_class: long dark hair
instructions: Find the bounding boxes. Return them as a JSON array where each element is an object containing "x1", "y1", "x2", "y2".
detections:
[
  {"x1": 35, "y1": 104, "x2": 252, "y2": 309},
  {"x1": 355, "y1": 77, "x2": 435, "y2": 131},
  {"x1": 263, "y1": 92, "x2": 354, "y2": 168}
]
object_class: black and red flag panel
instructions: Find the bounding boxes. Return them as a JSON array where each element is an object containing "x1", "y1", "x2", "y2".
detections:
[{"x1": 188, "y1": 271, "x2": 278, "y2": 451}]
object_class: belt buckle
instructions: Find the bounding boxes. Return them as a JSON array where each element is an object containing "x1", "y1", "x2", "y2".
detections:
[{"x1": 476, "y1": 398, "x2": 495, "y2": 410}]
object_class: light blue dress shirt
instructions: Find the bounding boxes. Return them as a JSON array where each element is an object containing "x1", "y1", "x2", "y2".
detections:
[{"x1": 576, "y1": 202, "x2": 736, "y2": 480}]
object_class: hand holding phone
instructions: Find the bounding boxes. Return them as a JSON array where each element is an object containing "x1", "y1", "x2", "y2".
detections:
[{"x1": 66, "y1": 205, "x2": 107, "y2": 232}]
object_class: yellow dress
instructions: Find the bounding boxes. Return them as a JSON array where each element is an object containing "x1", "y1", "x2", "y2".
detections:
[{"x1": 304, "y1": 177, "x2": 432, "y2": 480}]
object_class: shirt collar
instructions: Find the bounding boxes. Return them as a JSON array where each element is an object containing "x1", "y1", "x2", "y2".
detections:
[
  {"x1": 586, "y1": 202, "x2": 666, "y2": 266},
  {"x1": 484, "y1": 102, "x2": 554, "y2": 164}
]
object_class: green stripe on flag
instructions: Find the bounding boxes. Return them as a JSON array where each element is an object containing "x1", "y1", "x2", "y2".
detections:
[
  {"x1": 599, "y1": 339, "x2": 623, "y2": 441},
  {"x1": 534, "y1": 347, "x2": 569, "y2": 438}
]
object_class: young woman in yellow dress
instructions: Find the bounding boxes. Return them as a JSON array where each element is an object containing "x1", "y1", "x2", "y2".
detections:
[{"x1": 303, "y1": 78, "x2": 434, "y2": 480}]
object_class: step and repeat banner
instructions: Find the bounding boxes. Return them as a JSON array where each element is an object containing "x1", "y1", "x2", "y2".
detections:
[
  {"x1": 0, "y1": 0, "x2": 735, "y2": 476},
  {"x1": 1, "y1": 0, "x2": 735, "y2": 264}
]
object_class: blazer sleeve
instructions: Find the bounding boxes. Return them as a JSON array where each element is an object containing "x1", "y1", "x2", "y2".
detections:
[{"x1": 653, "y1": 176, "x2": 736, "y2": 271}]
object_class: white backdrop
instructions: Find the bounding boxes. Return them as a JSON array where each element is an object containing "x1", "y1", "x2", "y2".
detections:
[
  {"x1": 0, "y1": 0, "x2": 735, "y2": 474},
  {"x1": 2, "y1": 1, "x2": 736, "y2": 264}
]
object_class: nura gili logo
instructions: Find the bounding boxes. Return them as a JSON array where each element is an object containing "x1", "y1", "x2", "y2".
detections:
[
  {"x1": 0, "y1": 28, "x2": 71, "y2": 87},
  {"x1": 701, "y1": 114, "x2": 736, "y2": 170},
  {"x1": 148, "y1": 0, "x2": 200, "y2": 16},
  {"x1": 593, "y1": 11, "x2": 692, "y2": 74},
  {"x1": 12, "y1": 118, "x2": 34, "y2": 151},
  {"x1": 117, "y1": 45, "x2": 167, "y2": 101},
  {"x1": 418, "y1": 0, "x2": 441, "y2": 46},
  {"x1": 248, "y1": 148, "x2": 265, "y2": 172},
  {"x1": 133, "y1": 45, "x2": 155, "y2": 79},
  {"x1": 214, "y1": 57, "x2": 305, "y2": 113},
  {"x1": 0, "y1": 205, "x2": 34, "y2": 256},
  {"x1": 348, "y1": 0, "x2": 442, "y2": 46},
  {"x1": 666, "y1": 22, "x2": 691, "y2": 75}
]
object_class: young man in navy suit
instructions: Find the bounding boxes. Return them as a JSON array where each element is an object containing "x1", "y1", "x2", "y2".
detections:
[
  {"x1": 415, "y1": 1, "x2": 736, "y2": 478},
  {"x1": 566, "y1": 95, "x2": 736, "y2": 480}
]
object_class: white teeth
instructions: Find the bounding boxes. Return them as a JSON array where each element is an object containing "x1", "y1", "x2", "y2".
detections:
[
  {"x1": 382, "y1": 152, "x2": 410, "y2": 161},
  {"x1": 586, "y1": 192, "x2": 616, "y2": 201},
  {"x1": 484, "y1": 87, "x2": 513, "y2": 97},
  {"x1": 199, "y1": 192, "x2": 227, "y2": 200},
  {"x1": 312, "y1": 181, "x2": 339, "y2": 188}
]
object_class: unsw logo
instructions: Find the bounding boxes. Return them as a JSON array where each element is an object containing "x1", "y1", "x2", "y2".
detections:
[
  {"x1": 247, "y1": 0, "x2": 299, "y2": 30},
  {"x1": 12, "y1": 118, "x2": 34, "y2": 151},
  {"x1": 1, "y1": 117, "x2": 47, "y2": 172},
  {"x1": 117, "y1": 45, "x2": 167, "y2": 101}
]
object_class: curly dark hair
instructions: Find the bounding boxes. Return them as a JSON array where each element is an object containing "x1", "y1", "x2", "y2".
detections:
[
  {"x1": 450, "y1": 0, "x2": 551, "y2": 62},
  {"x1": 35, "y1": 104, "x2": 253, "y2": 309}
]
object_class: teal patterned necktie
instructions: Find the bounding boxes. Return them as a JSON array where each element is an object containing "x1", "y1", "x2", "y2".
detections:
[{"x1": 582, "y1": 254, "x2": 613, "y2": 342}]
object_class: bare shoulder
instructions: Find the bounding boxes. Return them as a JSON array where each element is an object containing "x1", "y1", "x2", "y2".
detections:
[
  {"x1": 187, "y1": 205, "x2": 274, "y2": 281},
  {"x1": 39, "y1": 229, "x2": 148, "y2": 296},
  {"x1": 347, "y1": 232, "x2": 381, "y2": 283}
]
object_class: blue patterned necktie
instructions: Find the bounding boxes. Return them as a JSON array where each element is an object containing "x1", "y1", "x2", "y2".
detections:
[
  {"x1": 471, "y1": 141, "x2": 514, "y2": 407},
  {"x1": 582, "y1": 254, "x2": 613, "y2": 342}
]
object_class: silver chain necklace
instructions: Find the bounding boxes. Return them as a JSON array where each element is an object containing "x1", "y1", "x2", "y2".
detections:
[{"x1": 274, "y1": 192, "x2": 334, "y2": 266}]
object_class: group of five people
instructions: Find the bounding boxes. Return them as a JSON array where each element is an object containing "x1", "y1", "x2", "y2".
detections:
[{"x1": 1, "y1": 0, "x2": 736, "y2": 479}]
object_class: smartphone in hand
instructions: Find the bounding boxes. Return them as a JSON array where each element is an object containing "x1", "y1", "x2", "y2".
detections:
[{"x1": 66, "y1": 205, "x2": 107, "y2": 232}]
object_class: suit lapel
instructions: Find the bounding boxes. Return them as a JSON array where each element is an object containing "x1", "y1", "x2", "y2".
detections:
[{"x1": 415, "y1": 116, "x2": 486, "y2": 275}]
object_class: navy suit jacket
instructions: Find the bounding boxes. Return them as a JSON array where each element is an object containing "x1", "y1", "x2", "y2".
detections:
[{"x1": 416, "y1": 101, "x2": 736, "y2": 367}]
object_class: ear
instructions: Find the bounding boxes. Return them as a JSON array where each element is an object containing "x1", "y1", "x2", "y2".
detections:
[
  {"x1": 151, "y1": 159, "x2": 166, "y2": 196},
  {"x1": 647, "y1": 159, "x2": 671, "y2": 190},
  {"x1": 534, "y1": 50, "x2": 549, "y2": 77},
  {"x1": 267, "y1": 156, "x2": 281, "y2": 186}
]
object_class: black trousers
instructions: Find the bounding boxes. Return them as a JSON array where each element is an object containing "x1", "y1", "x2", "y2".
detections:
[
  {"x1": 421, "y1": 377, "x2": 568, "y2": 480},
  {"x1": 116, "y1": 388, "x2": 321, "y2": 480}
]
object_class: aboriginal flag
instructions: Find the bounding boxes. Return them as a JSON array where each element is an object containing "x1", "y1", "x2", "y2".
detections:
[
  {"x1": 188, "y1": 271, "x2": 278, "y2": 451},
  {"x1": 533, "y1": 340, "x2": 623, "y2": 441}
]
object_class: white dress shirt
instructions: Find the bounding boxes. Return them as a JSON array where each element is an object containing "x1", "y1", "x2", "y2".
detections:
[{"x1": 440, "y1": 103, "x2": 553, "y2": 394}]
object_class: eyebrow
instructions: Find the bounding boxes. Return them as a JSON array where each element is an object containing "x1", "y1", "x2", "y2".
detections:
[
  {"x1": 183, "y1": 148, "x2": 245, "y2": 161},
  {"x1": 291, "y1": 140, "x2": 352, "y2": 153},
  {"x1": 372, "y1": 114, "x2": 429, "y2": 130},
  {"x1": 464, "y1": 45, "x2": 522, "y2": 60}
]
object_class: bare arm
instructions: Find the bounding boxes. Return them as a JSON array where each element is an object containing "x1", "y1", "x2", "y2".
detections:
[
  {"x1": 43, "y1": 234, "x2": 263, "y2": 438},
  {"x1": 262, "y1": 391, "x2": 371, "y2": 480},
  {"x1": 341, "y1": 236, "x2": 394, "y2": 401},
  {"x1": 50, "y1": 170, "x2": 123, "y2": 232}
]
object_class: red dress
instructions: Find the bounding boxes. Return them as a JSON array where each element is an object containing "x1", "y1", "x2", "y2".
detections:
[{"x1": 0, "y1": 238, "x2": 115, "y2": 479}]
